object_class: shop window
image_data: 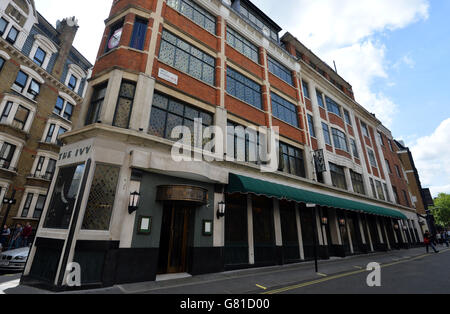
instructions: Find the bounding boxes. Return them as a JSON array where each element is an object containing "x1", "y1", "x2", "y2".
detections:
[
  {"x1": 226, "y1": 27, "x2": 258, "y2": 63},
  {"x1": 129, "y1": 18, "x2": 148, "y2": 50},
  {"x1": 271, "y1": 92, "x2": 298, "y2": 127},
  {"x1": 279, "y1": 142, "x2": 306, "y2": 178},
  {"x1": 113, "y1": 81, "x2": 136, "y2": 129},
  {"x1": 226, "y1": 67, "x2": 262, "y2": 109},
  {"x1": 330, "y1": 162, "x2": 347, "y2": 190},
  {"x1": 81, "y1": 164, "x2": 120, "y2": 231},
  {"x1": 267, "y1": 56, "x2": 293, "y2": 85},
  {"x1": 86, "y1": 83, "x2": 107, "y2": 125},
  {"x1": 44, "y1": 163, "x2": 86, "y2": 229},
  {"x1": 252, "y1": 196, "x2": 275, "y2": 264}
]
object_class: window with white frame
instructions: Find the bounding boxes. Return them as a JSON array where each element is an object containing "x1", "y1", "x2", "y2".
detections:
[
  {"x1": 42, "y1": 120, "x2": 71, "y2": 146},
  {"x1": 29, "y1": 34, "x2": 58, "y2": 70},
  {"x1": 0, "y1": 135, "x2": 22, "y2": 171},
  {"x1": 53, "y1": 93, "x2": 75, "y2": 121},
  {"x1": 19, "y1": 190, "x2": 47, "y2": 219},
  {"x1": 0, "y1": 97, "x2": 35, "y2": 132},
  {"x1": 31, "y1": 153, "x2": 57, "y2": 180},
  {"x1": 11, "y1": 66, "x2": 44, "y2": 101},
  {"x1": 64, "y1": 64, "x2": 86, "y2": 94},
  {"x1": 367, "y1": 149, "x2": 377, "y2": 168}
]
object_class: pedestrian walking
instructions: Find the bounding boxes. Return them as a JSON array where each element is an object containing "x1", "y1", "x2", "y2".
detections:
[
  {"x1": 424, "y1": 231, "x2": 439, "y2": 253},
  {"x1": 8, "y1": 224, "x2": 23, "y2": 250},
  {"x1": 21, "y1": 222, "x2": 32, "y2": 247},
  {"x1": 0, "y1": 225, "x2": 11, "y2": 250},
  {"x1": 442, "y1": 231, "x2": 449, "y2": 248}
]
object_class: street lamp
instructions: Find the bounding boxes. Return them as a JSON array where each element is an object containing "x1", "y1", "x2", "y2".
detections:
[
  {"x1": 217, "y1": 201, "x2": 226, "y2": 219},
  {"x1": 128, "y1": 191, "x2": 141, "y2": 214}
]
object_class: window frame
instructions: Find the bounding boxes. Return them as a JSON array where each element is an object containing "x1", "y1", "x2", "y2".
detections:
[
  {"x1": 6, "y1": 26, "x2": 19, "y2": 45},
  {"x1": 307, "y1": 114, "x2": 315, "y2": 138},
  {"x1": 367, "y1": 149, "x2": 377, "y2": 168},
  {"x1": 316, "y1": 90, "x2": 325, "y2": 108},
  {"x1": 331, "y1": 128, "x2": 349, "y2": 152},
  {"x1": 302, "y1": 80, "x2": 310, "y2": 99},
  {"x1": 166, "y1": 0, "x2": 216, "y2": 34},
  {"x1": 279, "y1": 142, "x2": 306, "y2": 178},
  {"x1": 271, "y1": 92, "x2": 299, "y2": 127},
  {"x1": 329, "y1": 162, "x2": 347, "y2": 190},
  {"x1": 129, "y1": 17, "x2": 148, "y2": 51},
  {"x1": 325, "y1": 96, "x2": 342, "y2": 117},
  {"x1": 0, "y1": 57, "x2": 5, "y2": 72},
  {"x1": 350, "y1": 170, "x2": 365, "y2": 195},
  {"x1": 33, "y1": 47, "x2": 46, "y2": 67},
  {"x1": 0, "y1": 142, "x2": 17, "y2": 170},
  {"x1": 322, "y1": 122, "x2": 332, "y2": 146},
  {"x1": 267, "y1": 55, "x2": 293, "y2": 85},
  {"x1": 226, "y1": 67, "x2": 262, "y2": 109},
  {"x1": 86, "y1": 83, "x2": 108, "y2": 125},
  {"x1": 226, "y1": 26, "x2": 259, "y2": 63}
]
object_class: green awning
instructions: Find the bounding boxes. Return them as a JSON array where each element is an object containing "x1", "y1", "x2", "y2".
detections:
[{"x1": 227, "y1": 174, "x2": 407, "y2": 220}]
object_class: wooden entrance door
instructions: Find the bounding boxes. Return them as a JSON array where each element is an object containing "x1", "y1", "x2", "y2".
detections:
[{"x1": 159, "y1": 204, "x2": 191, "y2": 274}]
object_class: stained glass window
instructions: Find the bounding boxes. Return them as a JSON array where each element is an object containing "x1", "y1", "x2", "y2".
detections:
[{"x1": 226, "y1": 67, "x2": 262, "y2": 109}]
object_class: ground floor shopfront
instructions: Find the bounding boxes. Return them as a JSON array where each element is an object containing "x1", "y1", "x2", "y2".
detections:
[{"x1": 20, "y1": 134, "x2": 422, "y2": 291}]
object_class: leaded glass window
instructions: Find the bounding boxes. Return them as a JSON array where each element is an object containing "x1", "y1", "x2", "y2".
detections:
[
  {"x1": 226, "y1": 67, "x2": 262, "y2": 109},
  {"x1": 44, "y1": 164, "x2": 86, "y2": 229},
  {"x1": 268, "y1": 56, "x2": 293, "y2": 85},
  {"x1": 226, "y1": 27, "x2": 259, "y2": 63},
  {"x1": 148, "y1": 92, "x2": 213, "y2": 148},
  {"x1": 159, "y1": 30, "x2": 215, "y2": 85},
  {"x1": 332, "y1": 128, "x2": 349, "y2": 152},
  {"x1": 167, "y1": 0, "x2": 216, "y2": 34},
  {"x1": 326, "y1": 96, "x2": 341, "y2": 117},
  {"x1": 81, "y1": 164, "x2": 120, "y2": 231},
  {"x1": 113, "y1": 81, "x2": 136, "y2": 129},
  {"x1": 271, "y1": 93, "x2": 298, "y2": 127},
  {"x1": 279, "y1": 142, "x2": 306, "y2": 178}
]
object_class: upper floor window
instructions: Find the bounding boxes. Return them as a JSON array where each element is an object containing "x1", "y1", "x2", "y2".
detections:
[
  {"x1": 316, "y1": 90, "x2": 325, "y2": 108},
  {"x1": 351, "y1": 170, "x2": 365, "y2": 195},
  {"x1": 325, "y1": 96, "x2": 341, "y2": 117},
  {"x1": 33, "y1": 47, "x2": 46, "y2": 67},
  {"x1": 20, "y1": 192, "x2": 46, "y2": 219},
  {"x1": 226, "y1": 27, "x2": 259, "y2": 63},
  {"x1": 67, "y1": 74, "x2": 78, "y2": 91},
  {"x1": 86, "y1": 83, "x2": 107, "y2": 125},
  {"x1": 271, "y1": 93, "x2": 298, "y2": 127},
  {"x1": 343, "y1": 109, "x2": 351, "y2": 125},
  {"x1": 0, "y1": 18, "x2": 8, "y2": 36},
  {"x1": 388, "y1": 139, "x2": 394, "y2": 152},
  {"x1": 113, "y1": 81, "x2": 136, "y2": 129},
  {"x1": 384, "y1": 183, "x2": 391, "y2": 202},
  {"x1": 279, "y1": 142, "x2": 306, "y2": 178},
  {"x1": 130, "y1": 18, "x2": 148, "y2": 50},
  {"x1": 302, "y1": 80, "x2": 310, "y2": 99},
  {"x1": 148, "y1": 92, "x2": 213, "y2": 147},
  {"x1": 385, "y1": 159, "x2": 392, "y2": 174},
  {"x1": 395, "y1": 165, "x2": 402, "y2": 178},
  {"x1": 0, "y1": 99, "x2": 34, "y2": 132},
  {"x1": 12, "y1": 69, "x2": 43, "y2": 101},
  {"x1": 226, "y1": 67, "x2": 262, "y2": 109},
  {"x1": 392, "y1": 185, "x2": 400, "y2": 204},
  {"x1": 267, "y1": 56, "x2": 293, "y2": 85},
  {"x1": 43, "y1": 121, "x2": 70, "y2": 146},
  {"x1": 350, "y1": 138, "x2": 359, "y2": 158},
  {"x1": 105, "y1": 20, "x2": 123, "y2": 53},
  {"x1": 0, "y1": 57, "x2": 5, "y2": 72},
  {"x1": 308, "y1": 114, "x2": 315, "y2": 138},
  {"x1": 167, "y1": 0, "x2": 216, "y2": 34},
  {"x1": 403, "y1": 190, "x2": 410, "y2": 207},
  {"x1": 239, "y1": 4, "x2": 278, "y2": 41},
  {"x1": 54, "y1": 96, "x2": 74, "y2": 121},
  {"x1": 33, "y1": 155, "x2": 57, "y2": 180},
  {"x1": 227, "y1": 121, "x2": 259, "y2": 164},
  {"x1": 0, "y1": 142, "x2": 16, "y2": 170},
  {"x1": 367, "y1": 149, "x2": 377, "y2": 168},
  {"x1": 159, "y1": 30, "x2": 215, "y2": 86},
  {"x1": 330, "y1": 162, "x2": 347, "y2": 190},
  {"x1": 6, "y1": 26, "x2": 19, "y2": 45},
  {"x1": 322, "y1": 123, "x2": 331, "y2": 146},
  {"x1": 375, "y1": 180, "x2": 385, "y2": 201},
  {"x1": 361, "y1": 121, "x2": 369, "y2": 137},
  {"x1": 370, "y1": 178, "x2": 377, "y2": 198},
  {"x1": 331, "y1": 128, "x2": 349, "y2": 152},
  {"x1": 377, "y1": 132, "x2": 384, "y2": 146}
]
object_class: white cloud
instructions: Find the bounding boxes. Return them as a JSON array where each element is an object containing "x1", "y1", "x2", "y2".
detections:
[{"x1": 410, "y1": 119, "x2": 450, "y2": 197}]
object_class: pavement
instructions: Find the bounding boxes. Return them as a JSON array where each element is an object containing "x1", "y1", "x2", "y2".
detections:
[{"x1": 2, "y1": 245, "x2": 450, "y2": 294}]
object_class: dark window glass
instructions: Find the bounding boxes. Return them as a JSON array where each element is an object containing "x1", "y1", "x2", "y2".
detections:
[
  {"x1": 12, "y1": 105, "x2": 29, "y2": 130},
  {"x1": 227, "y1": 121, "x2": 259, "y2": 164},
  {"x1": 392, "y1": 186, "x2": 399, "y2": 204},
  {"x1": 57, "y1": 127, "x2": 67, "y2": 146},
  {"x1": 368, "y1": 149, "x2": 377, "y2": 168},
  {"x1": 44, "y1": 164, "x2": 86, "y2": 229},
  {"x1": 113, "y1": 81, "x2": 136, "y2": 129},
  {"x1": 21, "y1": 193, "x2": 34, "y2": 218},
  {"x1": 159, "y1": 30, "x2": 215, "y2": 85},
  {"x1": 0, "y1": 101, "x2": 13, "y2": 124},
  {"x1": 226, "y1": 67, "x2": 262, "y2": 109},
  {"x1": 167, "y1": 0, "x2": 216, "y2": 34},
  {"x1": 279, "y1": 142, "x2": 306, "y2": 178},
  {"x1": 385, "y1": 159, "x2": 392, "y2": 174},
  {"x1": 302, "y1": 80, "x2": 310, "y2": 99},
  {"x1": 332, "y1": 128, "x2": 349, "y2": 152},
  {"x1": 33, "y1": 195, "x2": 47, "y2": 219},
  {"x1": 63, "y1": 103, "x2": 74, "y2": 121},
  {"x1": 54, "y1": 97, "x2": 64, "y2": 115},
  {"x1": 68, "y1": 75, "x2": 77, "y2": 91},
  {"x1": 376, "y1": 180, "x2": 385, "y2": 201},
  {"x1": 226, "y1": 27, "x2": 258, "y2": 63},
  {"x1": 344, "y1": 109, "x2": 351, "y2": 125},
  {"x1": 271, "y1": 92, "x2": 298, "y2": 127},
  {"x1": 13, "y1": 71, "x2": 28, "y2": 92},
  {"x1": 370, "y1": 178, "x2": 377, "y2": 198},
  {"x1": 0, "y1": 18, "x2": 8, "y2": 36},
  {"x1": 326, "y1": 96, "x2": 341, "y2": 117},
  {"x1": 0, "y1": 57, "x2": 5, "y2": 72},
  {"x1": 33, "y1": 47, "x2": 46, "y2": 67},
  {"x1": 395, "y1": 165, "x2": 402, "y2": 178},
  {"x1": 0, "y1": 142, "x2": 16, "y2": 169},
  {"x1": 330, "y1": 162, "x2": 347, "y2": 190},
  {"x1": 224, "y1": 194, "x2": 248, "y2": 266},
  {"x1": 27, "y1": 79, "x2": 41, "y2": 100},
  {"x1": 350, "y1": 138, "x2": 359, "y2": 158},
  {"x1": 82, "y1": 164, "x2": 120, "y2": 230},
  {"x1": 148, "y1": 92, "x2": 213, "y2": 148},
  {"x1": 86, "y1": 83, "x2": 107, "y2": 125},
  {"x1": 384, "y1": 183, "x2": 391, "y2": 202},
  {"x1": 6, "y1": 26, "x2": 19, "y2": 44},
  {"x1": 403, "y1": 190, "x2": 410, "y2": 207},
  {"x1": 351, "y1": 170, "x2": 365, "y2": 195},
  {"x1": 316, "y1": 90, "x2": 325, "y2": 108},
  {"x1": 322, "y1": 123, "x2": 331, "y2": 146},
  {"x1": 268, "y1": 56, "x2": 293, "y2": 85},
  {"x1": 308, "y1": 114, "x2": 315, "y2": 137},
  {"x1": 45, "y1": 124, "x2": 55, "y2": 143},
  {"x1": 34, "y1": 156, "x2": 45, "y2": 176},
  {"x1": 129, "y1": 18, "x2": 148, "y2": 50},
  {"x1": 45, "y1": 159, "x2": 57, "y2": 180}
]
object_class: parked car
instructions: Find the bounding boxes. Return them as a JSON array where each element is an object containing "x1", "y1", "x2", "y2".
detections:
[{"x1": 0, "y1": 247, "x2": 30, "y2": 271}]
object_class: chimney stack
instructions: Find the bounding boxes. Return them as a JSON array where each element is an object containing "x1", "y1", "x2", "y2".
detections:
[{"x1": 52, "y1": 17, "x2": 79, "y2": 79}]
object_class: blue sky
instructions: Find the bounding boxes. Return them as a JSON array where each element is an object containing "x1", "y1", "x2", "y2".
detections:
[{"x1": 35, "y1": 0, "x2": 450, "y2": 196}]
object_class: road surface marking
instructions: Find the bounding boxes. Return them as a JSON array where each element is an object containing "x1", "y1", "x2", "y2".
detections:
[
  {"x1": 0, "y1": 279, "x2": 20, "y2": 294},
  {"x1": 262, "y1": 249, "x2": 450, "y2": 295},
  {"x1": 353, "y1": 266, "x2": 363, "y2": 269},
  {"x1": 317, "y1": 273, "x2": 328, "y2": 277},
  {"x1": 256, "y1": 284, "x2": 267, "y2": 290}
]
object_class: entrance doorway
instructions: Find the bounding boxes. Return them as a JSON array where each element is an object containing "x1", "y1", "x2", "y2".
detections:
[{"x1": 158, "y1": 204, "x2": 192, "y2": 274}]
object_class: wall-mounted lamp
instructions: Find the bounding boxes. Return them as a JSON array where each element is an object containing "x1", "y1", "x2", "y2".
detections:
[
  {"x1": 128, "y1": 191, "x2": 141, "y2": 214},
  {"x1": 394, "y1": 224, "x2": 400, "y2": 230},
  {"x1": 339, "y1": 218, "x2": 346, "y2": 226},
  {"x1": 321, "y1": 217, "x2": 329, "y2": 225},
  {"x1": 402, "y1": 225, "x2": 408, "y2": 231},
  {"x1": 217, "y1": 201, "x2": 226, "y2": 219}
]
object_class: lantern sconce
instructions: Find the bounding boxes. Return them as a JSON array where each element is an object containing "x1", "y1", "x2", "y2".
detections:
[
  {"x1": 128, "y1": 191, "x2": 141, "y2": 214},
  {"x1": 321, "y1": 217, "x2": 329, "y2": 225},
  {"x1": 217, "y1": 201, "x2": 226, "y2": 219},
  {"x1": 339, "y1": 218, "x2": 346, "y2": 226},
  {"x1": 394, "y1": 224, "x2": 400, "y2": 230}
]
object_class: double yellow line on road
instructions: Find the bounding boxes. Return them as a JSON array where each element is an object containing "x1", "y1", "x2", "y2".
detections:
[{"x1": 262, "y1": 249, "x2": 450, "y2": 294}]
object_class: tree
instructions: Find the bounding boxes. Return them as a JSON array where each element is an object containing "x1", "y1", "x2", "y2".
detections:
[{"x1": 430, "y1": 193, "x2": 450, "y2": 228}]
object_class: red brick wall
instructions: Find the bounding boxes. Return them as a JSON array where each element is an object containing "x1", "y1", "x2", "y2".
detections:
[{"x1": 225, "y1": 95, "x2": 266, "y2": 126}]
